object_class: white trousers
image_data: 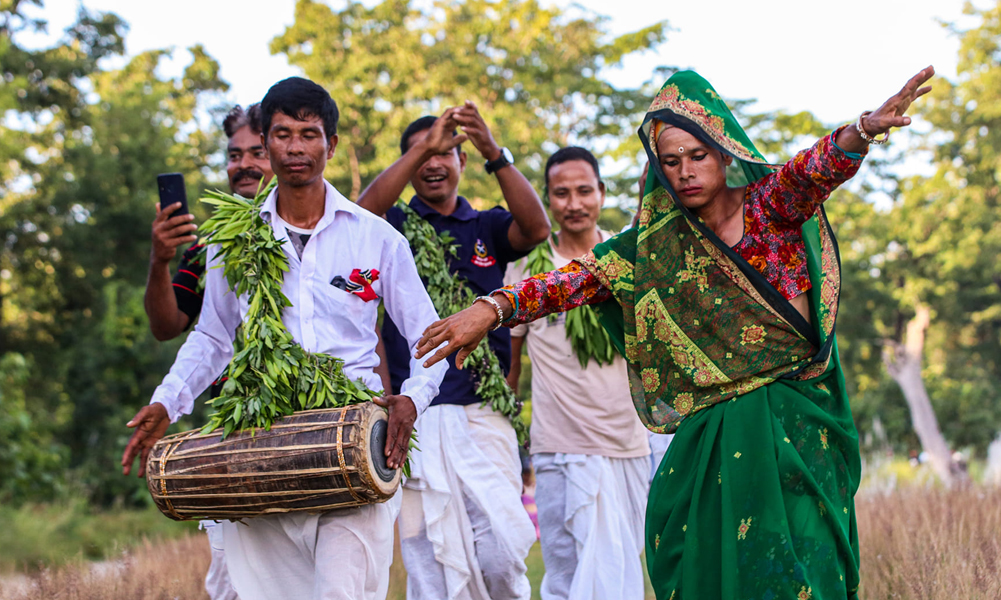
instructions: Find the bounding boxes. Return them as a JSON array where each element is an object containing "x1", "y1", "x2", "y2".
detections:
[
  {"x1": 221, "y1": 492, "x2": 401, "y2": 600},
  {"x1": 533, "y1": 453, "x2": 650, "y2": 600},
  {"x1": 203, "y1": 521, "x2": 239, "y2": 600},
  {"x1": 648, "y1": 432, "x2": 675, "y2": 482},
  {"x1": 400, "y1": 403, "x2": 536, "y2": 600}
]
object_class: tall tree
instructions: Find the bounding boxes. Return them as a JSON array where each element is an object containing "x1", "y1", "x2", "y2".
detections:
[
  {"x1": 271, "y1": 0, "x2": 668, "y2": 203},
  {"x1": 1, "y1": 2, "x2": 230, "y2": 503},
  {"x1": 880, "y1": 0, "x2": 1001, "y2": 481}
]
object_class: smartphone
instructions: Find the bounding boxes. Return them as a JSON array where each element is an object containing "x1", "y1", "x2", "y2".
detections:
[{"x1": 157, "y1": 173, "x2": 188, "y2": 217}]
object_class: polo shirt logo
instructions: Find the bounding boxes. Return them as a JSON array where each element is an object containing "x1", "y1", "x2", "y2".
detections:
[
  {"x1": 470, "y1": 238, "x2": 496, "y2": 268},
  {"x1": 330, "y1": 268, "x2": 380, "y2": 302}
]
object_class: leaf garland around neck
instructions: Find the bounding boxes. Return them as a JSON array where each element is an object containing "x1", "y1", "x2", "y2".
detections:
[
  {"x1": 197, "y1": 180, "x2": 382, "y2": 440},
  {"x1": 524, "y1": 232, "x2": 618, "y2": 369},
  {"x1": 397, "y1": 200, "x2": 529, "y2": 446}
]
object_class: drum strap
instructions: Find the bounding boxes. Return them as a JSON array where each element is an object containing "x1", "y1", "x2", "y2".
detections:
[
  {"x1": 336, "y1": 409, "x2": 365, "y2": 505},
  {"x1": 159, "y1": 431, "x2": 197, "y2": 520}
]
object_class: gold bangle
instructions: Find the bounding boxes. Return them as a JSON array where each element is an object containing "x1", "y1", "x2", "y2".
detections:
[
  {"x1": 856, "y1": 111, "x2": 890, "y2": 145},
  {"x1": 475, "y1": 295, "x2": 504, "y2": 331}
]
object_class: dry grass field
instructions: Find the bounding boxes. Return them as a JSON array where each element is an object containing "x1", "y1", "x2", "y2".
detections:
[
  {"x1": 855, "y1": 486, "x2": 1001, "y2": 599},
  {"x1": 2, "y1": 486, "x2": 998, "y2": 600}
]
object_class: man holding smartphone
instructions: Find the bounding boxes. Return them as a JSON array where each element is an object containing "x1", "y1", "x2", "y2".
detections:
[{"x1": 145, "y1": 103, "x2": 273, "y2": 341}]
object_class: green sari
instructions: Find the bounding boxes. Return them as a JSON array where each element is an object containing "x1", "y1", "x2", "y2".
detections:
[{"x1": 579, "y1": 72, "x2": 861, "y2": 599}]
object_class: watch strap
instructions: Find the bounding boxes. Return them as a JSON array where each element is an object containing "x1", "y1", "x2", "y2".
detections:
[{"x1": 485, "y1": 148, "x2": 513, "y2": 174}]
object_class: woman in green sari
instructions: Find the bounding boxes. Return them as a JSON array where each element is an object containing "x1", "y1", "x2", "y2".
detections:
[{"x1": 415, "y1": 66, "x2": 934, "y2": 599}]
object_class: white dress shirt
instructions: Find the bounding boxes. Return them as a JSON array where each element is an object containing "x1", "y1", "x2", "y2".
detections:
[{"x1": 150, "y1": 180, "x2": 446, "y2": 422}]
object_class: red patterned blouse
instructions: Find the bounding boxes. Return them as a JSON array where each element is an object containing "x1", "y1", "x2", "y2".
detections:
[{"x1": 498, "y1": 128, "x2": 864, "y2": 325}]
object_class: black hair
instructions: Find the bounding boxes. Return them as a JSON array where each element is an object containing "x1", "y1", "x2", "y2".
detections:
[
  {"x1": 400, "y1": 115, "x2": 462, "y2": 155},
  {"x1": 544, "y1": 146, "x2": 601, "y2": 188},
  {"x1": 222, "y1": 103, "x2": 263, "y2": 138},
  {"x1": 260, "y1": 77, "x2": 339, "y2": 140}
]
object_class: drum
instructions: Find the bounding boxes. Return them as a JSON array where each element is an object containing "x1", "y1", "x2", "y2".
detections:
[{"x1": 145, "y1": 402, "x2": 400, "y2": 521}]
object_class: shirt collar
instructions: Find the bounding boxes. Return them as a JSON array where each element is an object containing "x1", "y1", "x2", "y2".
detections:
[
  {"x1": 260, "y1": 180, "x2": 358, "y2": 232},
  {"x1": 409, "y1": 195, "x2": 478, "y2": 222}
]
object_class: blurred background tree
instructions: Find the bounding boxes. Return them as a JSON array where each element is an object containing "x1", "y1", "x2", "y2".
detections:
[
  {"x1": 271, "y1": 0, "x2": 668, "y2": 212},
  {"x1": 1, "y1": 1, "x2": 227, "y2": 504}
]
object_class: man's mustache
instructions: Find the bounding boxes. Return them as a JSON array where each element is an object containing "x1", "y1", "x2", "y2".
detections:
[{"x1": 233, "y1": 169, "x2": 265, "y2": 183}]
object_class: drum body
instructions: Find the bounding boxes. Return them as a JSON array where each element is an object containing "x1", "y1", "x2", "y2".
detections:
[{"x1": 146, "y1": 402, "x2": 400, "y2": 521}]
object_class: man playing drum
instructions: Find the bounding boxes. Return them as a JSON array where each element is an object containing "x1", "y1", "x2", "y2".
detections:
[
  {"x1": 142, "y1": 102, "x2": 395, "y2": 600},
  {"x1": 142, "y1": 102, "x2": 274, "y2": 600},
  {"x1": 122, "y1": 77, "x2": 447, "y2": 600},
  {"x1": 357, "y1": 107, "x2": 550, "y2": 599}
]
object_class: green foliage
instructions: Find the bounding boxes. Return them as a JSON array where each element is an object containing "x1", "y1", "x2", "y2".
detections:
[
  {"x1": 1, "y1": 3, "x2": 228, "y2": 505},
  {"x1": 0, "y1": 501, "x2": 195, "y2": 572},
  {"x1": 398, "y1": 201, "x2": 529, "y2": 445},
  {"x1": 851, "y1": 1, "x2": 1001, "y2": 455},
  {"x1": 523, "y1": 236, "x2": 616, "y2": 368},
  {"x1": 0, "y1": 353, "x2": 66, "y2": 502},
  {"x1": 197, "y1": 184, "x2": 380, "y2": 436},
  {"x1": 272, "y1": 0, "x2": 669, "y2": 204}
]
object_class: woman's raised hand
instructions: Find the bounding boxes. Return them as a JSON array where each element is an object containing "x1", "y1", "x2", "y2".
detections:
[
  {"x1": 415, "y1": 301, "x2": 502, "y2": 368},
  {"x1": 863, "y1": 66, "x2": 935, "y2": 136}
]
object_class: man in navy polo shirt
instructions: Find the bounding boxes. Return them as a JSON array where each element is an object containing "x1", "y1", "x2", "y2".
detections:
[{"x1": 358, "y1": 103, "x2": 549, "y2": 600}]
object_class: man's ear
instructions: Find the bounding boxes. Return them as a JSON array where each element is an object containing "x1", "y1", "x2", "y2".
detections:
[
  {"x1": 598, "y1": 180, "x2": 607, "y2": 207},
  {"x1": 458, "y1": 150, "x2": 467, "y2": 173},
  {"x1": 327, "y1": 134, "x2": 339, "y2": 159}
]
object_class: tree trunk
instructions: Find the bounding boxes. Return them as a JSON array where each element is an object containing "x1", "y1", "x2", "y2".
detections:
[
  {"x1": 882, "y1": 305, "x2": 964, "y2": 486},
  {"x1": 347, "y1": 142, "x2": 362, "y2": 202}
]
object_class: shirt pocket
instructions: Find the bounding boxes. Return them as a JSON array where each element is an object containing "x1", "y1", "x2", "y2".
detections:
[{"x1": 317, "y1": 282, "x2": 377, "y2": 343}]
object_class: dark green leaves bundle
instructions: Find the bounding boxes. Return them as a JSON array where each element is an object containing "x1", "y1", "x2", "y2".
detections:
[
  {"x1": 524, "y1": 237, "x2": 617, "y2": 369},
  {"x1": 198, "y1": 183, "x2": 380, "y2": 437},
  {"x1": 399, "y1": 202, "x2": 529, "y2": 446}
]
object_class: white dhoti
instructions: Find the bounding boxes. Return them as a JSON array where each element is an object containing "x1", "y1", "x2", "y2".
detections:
[
  {"x1": 202, "y1": 520, "x2": 239, "y2": 600},
  {"x1": 648, "y1": 432, "x2": 675, "y2": 482},
  {"x1": 532, "y1": 453, "x2": 649, "y2": 600},
  {"x1": 400, "y1": 403, "x2": 536, "y2": 600},
  {"x1": 221, "y1": 492, "x2": 401, "y2": 600}
]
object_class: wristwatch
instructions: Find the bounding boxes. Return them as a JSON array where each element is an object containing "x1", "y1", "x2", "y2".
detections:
[{"x1": 485, "y1": 147, "x2": 514, "y2": 174}]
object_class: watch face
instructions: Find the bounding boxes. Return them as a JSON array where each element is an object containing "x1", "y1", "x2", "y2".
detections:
[{"x1": 501, "y1": 147, "x2": 514, "y2": 164}]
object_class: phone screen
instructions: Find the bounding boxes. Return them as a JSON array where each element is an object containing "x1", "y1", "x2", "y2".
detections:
[{"x1": 157, "y1": 173, "x2": 188, "y2": 217}]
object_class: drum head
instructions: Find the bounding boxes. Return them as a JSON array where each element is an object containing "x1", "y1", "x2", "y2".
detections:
[
  {"x1": 369, "y1": 418, "x2": 396, "y2": 483},
  {"x1": 364, "y1": 407, "x2": 401, "y2": 496}
]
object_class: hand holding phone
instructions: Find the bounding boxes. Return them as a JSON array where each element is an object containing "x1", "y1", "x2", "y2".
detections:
[
  {"x1": 157, "y1": 173, "x2": 188, "y2": 216},
  {"x1": 151, "y1": 173, "x2": 196, "y2": 264}
]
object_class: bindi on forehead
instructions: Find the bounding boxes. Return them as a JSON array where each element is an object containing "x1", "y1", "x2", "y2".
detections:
[{"x1": 659, "y1": 144, "x2": 707, "y2": 159}]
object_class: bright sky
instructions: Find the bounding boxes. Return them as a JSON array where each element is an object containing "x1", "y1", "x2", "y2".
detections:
[{"x1": 22, "y1": 0, "x2": 977, "y2": 124}]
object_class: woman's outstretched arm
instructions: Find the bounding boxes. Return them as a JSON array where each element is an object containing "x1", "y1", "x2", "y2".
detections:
[
  {"x1": 752, "y1": 66, "x2": 936, "y2": 226},
  {"x1": 835, "y1": 66, "x2": 934, "y2": 154},
  {"x1": 416, "y1": 260, "x2": 612, "y2": 368}
]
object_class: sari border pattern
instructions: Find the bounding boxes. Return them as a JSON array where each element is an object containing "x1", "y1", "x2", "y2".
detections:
[{"x1": 647, "y1": 83, "x2": 763, "y2": 164}]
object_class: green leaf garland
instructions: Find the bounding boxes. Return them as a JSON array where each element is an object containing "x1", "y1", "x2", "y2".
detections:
[
  {"x1": 524, "y1": 234, "x2": 618, "y2": 369},
  {"x1": 197, "y1": 181, "x2": 382, "y2": 439},
  {"x1": 398, "y1": 201, "x2": 529, "y2": 446}
]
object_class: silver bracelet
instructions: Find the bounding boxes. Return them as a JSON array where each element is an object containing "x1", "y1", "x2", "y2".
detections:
[
  {"x1": 475, "y1": 295, "x2": 505, "y2": 331},
  {"x1": 856, "y1": 111, "x2": 890, "y2": 145}
]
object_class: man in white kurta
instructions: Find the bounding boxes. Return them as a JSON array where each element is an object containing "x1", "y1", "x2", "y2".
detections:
[
  {"x1": 505, "y1": 147, "x2": 651, "y2": 600},
  {"x1": 122, "y1": 77, "x2": 447, "y2": 600}
]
